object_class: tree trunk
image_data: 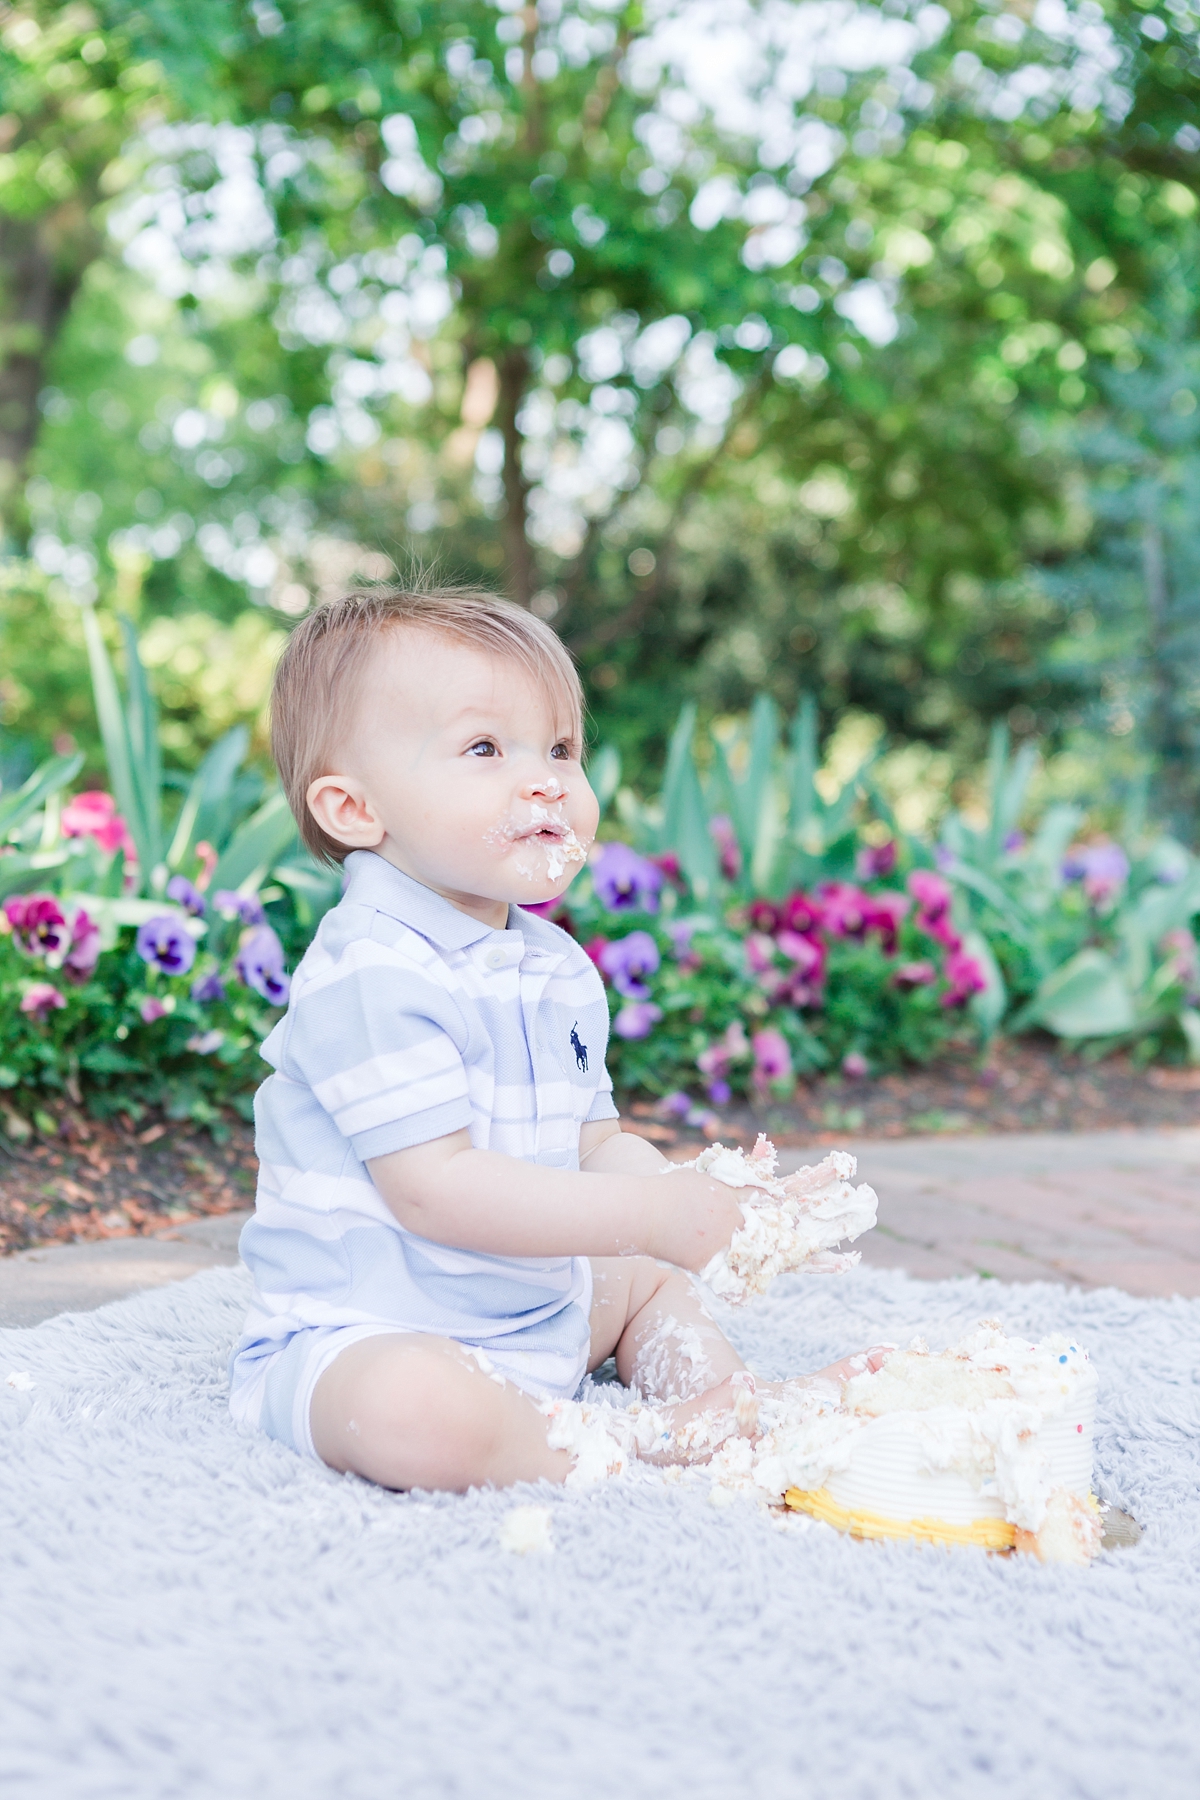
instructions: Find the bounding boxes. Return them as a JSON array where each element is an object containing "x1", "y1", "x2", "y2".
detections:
[
  {"x1": 0, "y1": 206, "x2": 96, "y2": 544},
  {"x1": 496, "y1": 346, "x2": 536, "y2": 606}
]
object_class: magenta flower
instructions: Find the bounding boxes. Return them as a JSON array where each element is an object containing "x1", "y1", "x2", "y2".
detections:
[
  {"x1": 856, "y1": 840, "x2": 898, "y2": 880},
  {"x1": 892, "y1": 960, "x2": 937, "y2": 990},
  {"x1": 777, "y1": 931, "x2": 825, "y2": 979},
  {"x1": 61, "y1": 791, "x2": 135, "y2": 857},
  {"x1": 235, "y1": 924, "x2": 290, "y2": 1005},
  {"x1": 591, "y1": 843, "x2": 663, "y2": 914},
  {"x1": 909, "y1": 869, "x2": 960, "y2": 950},
  {"x1": 139, "y1": 996, "x2": 169, "y2": 1023},
  {"x1": 818, "y1": 882, "x2": 870, "y2": 938},
  {"x1": 4, "y1": 894, "x2": 70, "y2": 959},
  {"x1": 862, "y1": 891, "x2": 910, "y2": 954},
  {"x1": 166, "y1": 875, "x2": 206, "y2": 917},
  {"x1": 752, "y1": 1028, "x2": 793, "y2": 1085},
  {"x1": 941, "y1": 949, "x2": 987, "y2": 1009},
  {"x1": 842, "y1": 1051, "x2": 869, "y2": 1079},
  {"x1": 709, "y1": 815, "x2": 742, "y2": 881},
  {"x1": 747, "y1": 899, "x2": 781, "y2": 934},
  {"x1": 780, "y1": 890, "x2": 824, "y2": 936},
  {"x1": 613, "y1": 1000, "x2": 662, "y2": 1039},
  {"x1": 63, "y1": 909, "x2": 101, "y2": 982},
  {"x1": 136, "y1": 915, "x2": 196, "y2": 977},
  {"x1": 598, "y1": 930, "x2": 660, "y2": 999},
  {"x1": 20, "y1": 982, "x2": 65, "y2": 1016}
]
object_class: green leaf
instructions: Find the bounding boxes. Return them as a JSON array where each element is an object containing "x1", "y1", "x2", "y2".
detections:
[
  {"x1": 586, "y1": 743, "x2": 621, "y2": 820},
  {"x1": 1023, "y1": 949, "x2": 1137, "y2": 1039},
  {"x1": 80, "y1": 605, "x2": 146, "y2": 881},
  {"x1": 0, "y1": 752, "x2": 84, "y2": 841},
  {"x1": 787, "y1": 695, "x2": 819, "y2": 838},
  {"x1": 1179, "y1": 1008, "x2": 1200, "y2": 1065},
  {"x1": 118, "y1": 615, "x2": 163, "y2": 871},
  {"x1": 209, "y1": 790, "x2": 298, "y2": 895},
  {"x1": 167, "y1": 725, "x2": 250, "y2": 869}
]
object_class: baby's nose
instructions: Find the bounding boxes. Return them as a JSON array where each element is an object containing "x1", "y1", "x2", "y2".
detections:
[{"x1": 526, "y1": 771, "x2": 568, "y2": 801}]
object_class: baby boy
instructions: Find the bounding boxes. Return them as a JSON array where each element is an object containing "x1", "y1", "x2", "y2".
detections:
[{"x1": 229, "y1": 586, "x2": 870, "y2": 1490}]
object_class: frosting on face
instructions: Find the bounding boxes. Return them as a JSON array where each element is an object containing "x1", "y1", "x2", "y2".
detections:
[{"x1": 483, "y1": 793, "x2": 591, "y2": 883}]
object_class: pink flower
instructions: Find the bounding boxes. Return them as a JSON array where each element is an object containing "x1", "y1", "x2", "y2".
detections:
[
  {"x1": 193, "y1": 840, "x2": 218, "y2": 891},
  {"x1": 747, "y1": 899, "x2": 782, "y2": 934},
  {"x1": 139, "y1": 996, "x2": 169, "y2": 1023},
  {"x1": 780, "y1": 890, "x2": 824, "y2": 935},
  {"x1": 583, "y1": 936, "x2": 609, "y2": 968},
  {"x1": 697, "y1": 1020, "x2": 750, "y2": 1079},
  {"x1": 908, "y1": 869, "x2": 960, "y2": 950},
  {"x1": 862, "y1": 891, "x2": 910, "y2": 954},
  {"x1": 63, "y1": 909, "x2": 101, "y2": 982},
  {"x1": 61, "y1": 791, "x2": 135, "y2": 857},
  {"x1": 752, "y1": 1028, "x2": 793, "y2": 1085},
  {"x1": 856, "y1": 840, "x2": 898, "y2": 880},
  {"x1": 892, "y1": 960, "x2": 937, "y2": 990},
  {"x1": 3, "y1": 894, "x2": 70, "y2": 959},
  {"x1": 818, "y1": 882, "x2": 870, "y2": 938},
  {"x1": 20, "y1": 982, "x2": 65, "y2": 1016},
  {"x1": 777, "y1": 930, "x2": 825, "y2": 980},
  {"x1": 941, "y1": 950, "x2": 987, "y2": 1009},
  {"x1": 745, "y1": 932, "x2": 777, "y2": 976},
  {"x1": 842, "y1": 1051, "x2": 869, "y2": 1079}
]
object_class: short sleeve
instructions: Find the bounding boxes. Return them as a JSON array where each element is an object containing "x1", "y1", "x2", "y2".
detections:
[{"x1": 278, "y1": 942, "x2": 473, "y2": 1161}]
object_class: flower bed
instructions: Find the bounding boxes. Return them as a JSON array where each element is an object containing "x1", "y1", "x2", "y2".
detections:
[
  {"x1": 529, "y1": 841, "x2": 987, "y2": 1129},
  {"x1": 0, "y1": 879, "x2": 288, "y2": 1135}
]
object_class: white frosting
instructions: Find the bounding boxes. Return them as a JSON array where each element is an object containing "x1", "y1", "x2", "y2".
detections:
[
  {"x1": 746, "y1": 1325, "x2": 1097, "y2": 1538},
  {"x1": 497, "y1": 1506, "x2": 555, "y2": 1554},
  {"x1": 682, "y1": 1136, "x2": 878, "y2": 1303},
  {"x1": 485, "y1": 801, "x2": 589, "y2": 883}
]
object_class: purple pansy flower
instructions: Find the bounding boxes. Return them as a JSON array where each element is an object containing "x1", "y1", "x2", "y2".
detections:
[
  {"x1": 591, "y1": 843, "x2": 663, "y2": 914},
  {"x1": 166, "y1": 874, "x2": 206, "y2": 917},
  {"x1": 613, "y1": 1000, "x2": 662, "y2": 1039},
  {"x1": 752, "y1": 1028, "x2": 792, "y2": 1084},
  {"x1": 213, "y1": 889, "x2": 266, "y2": 926},
  {"x1": 190, "y1": 969, "x2": 226, "y2": 1004},
  {"x1": 235, "y1": 925, "x2": 290, "y2": 1005},
  {"x1": 136, "y1": 915, "x2": 196, "y2": 977},
  {"x1": 598, "y1": 930, "x2": 660, "y2": 999},
  {"x1": 1062, "y1": 843, "x2": 1129, "y2": 907}
]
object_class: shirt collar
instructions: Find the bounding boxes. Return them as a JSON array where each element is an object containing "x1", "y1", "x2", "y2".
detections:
[{"x1": 342, "y1": 850, "x2": 532, "y2": 952}]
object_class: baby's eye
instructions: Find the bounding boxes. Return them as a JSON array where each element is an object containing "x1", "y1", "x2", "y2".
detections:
[
  {"x1": 550, "y1": 742, "x2": 571, "y2": 762},
  {"x1": 467, "y1": 739, "x2": 498, "y2": 758}
]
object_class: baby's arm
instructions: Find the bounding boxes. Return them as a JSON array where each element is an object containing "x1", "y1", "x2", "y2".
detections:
[{"x1": 367, "y1": 1124, "x2": 739, "y2": 1271}]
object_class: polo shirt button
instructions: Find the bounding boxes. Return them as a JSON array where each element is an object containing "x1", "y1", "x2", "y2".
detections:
[{"x1": 485, "y1": 947, "x2": 510, "y2": 970}]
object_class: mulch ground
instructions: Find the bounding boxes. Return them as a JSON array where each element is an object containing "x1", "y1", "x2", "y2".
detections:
[{"x1": 1, "y1": 1038, "x2": 1197, "y2": 1256}]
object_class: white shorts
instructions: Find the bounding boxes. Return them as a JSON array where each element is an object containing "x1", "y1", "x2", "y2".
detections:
[{"x1": 229, "y1": 1291, "x2": 594, "y2": 1464}]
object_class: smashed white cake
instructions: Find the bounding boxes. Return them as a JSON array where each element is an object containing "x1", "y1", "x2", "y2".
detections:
[
  {"x1": 741, "y1": 1323, "x2": 1102, "y2": 1564},
  {"x1": 677, "y1": 1135, "x2": 878, "y2": 1303}
]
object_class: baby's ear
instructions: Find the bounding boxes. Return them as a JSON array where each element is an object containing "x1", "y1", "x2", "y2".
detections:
[{"x1": 306, "y1": 774, "x2": 384, "y2": 850}]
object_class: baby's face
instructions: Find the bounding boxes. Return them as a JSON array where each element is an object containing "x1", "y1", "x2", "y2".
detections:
[{"x1": 315, "y1": 629, "x2": 598, "y2": 924}]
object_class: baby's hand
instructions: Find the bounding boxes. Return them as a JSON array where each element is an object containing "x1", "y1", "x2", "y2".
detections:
[{"x1": 647, "y1": 1169, "x2": 746, "y2": 1273}]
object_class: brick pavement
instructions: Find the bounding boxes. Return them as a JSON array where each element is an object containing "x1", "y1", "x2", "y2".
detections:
[
  {"x1": 779, "y1": 1129, "x2": 1200, "y2": 1297},
  {"x1": 1, "y1": 1129, "x2": 1197, "y2": 1328}
]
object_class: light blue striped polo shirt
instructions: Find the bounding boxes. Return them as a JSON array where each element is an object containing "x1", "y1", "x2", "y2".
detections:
[{"x1": 228, "y1": 850, "x2": 618, "y2": 1420}]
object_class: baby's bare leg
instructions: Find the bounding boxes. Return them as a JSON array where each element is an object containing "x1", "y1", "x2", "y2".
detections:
[
  {"x1": 310, "y1": 1334, "x2": 571, "y2": 1492},
  {"x1": 589, "y1": 1257, "x2": 748, "y2": 1416}
]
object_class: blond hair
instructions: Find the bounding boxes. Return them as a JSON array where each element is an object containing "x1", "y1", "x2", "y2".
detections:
[{"x1": 271, "y1": 585, "x2": 584, "y2": 866}]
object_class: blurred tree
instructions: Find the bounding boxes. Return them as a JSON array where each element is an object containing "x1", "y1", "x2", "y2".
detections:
[{"x1": 5, "y1": 0, "x2": 1200, "y2": 780}]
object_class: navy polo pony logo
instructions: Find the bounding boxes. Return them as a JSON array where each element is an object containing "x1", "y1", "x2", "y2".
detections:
[{"x1": 570, "y1": 1022, "x2": 588, "y2": 1072}]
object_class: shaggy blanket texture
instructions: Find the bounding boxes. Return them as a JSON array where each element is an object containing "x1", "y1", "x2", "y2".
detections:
[{"x1": 1, "y1": 1264, "x2": 1198, "y2": 1800}]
